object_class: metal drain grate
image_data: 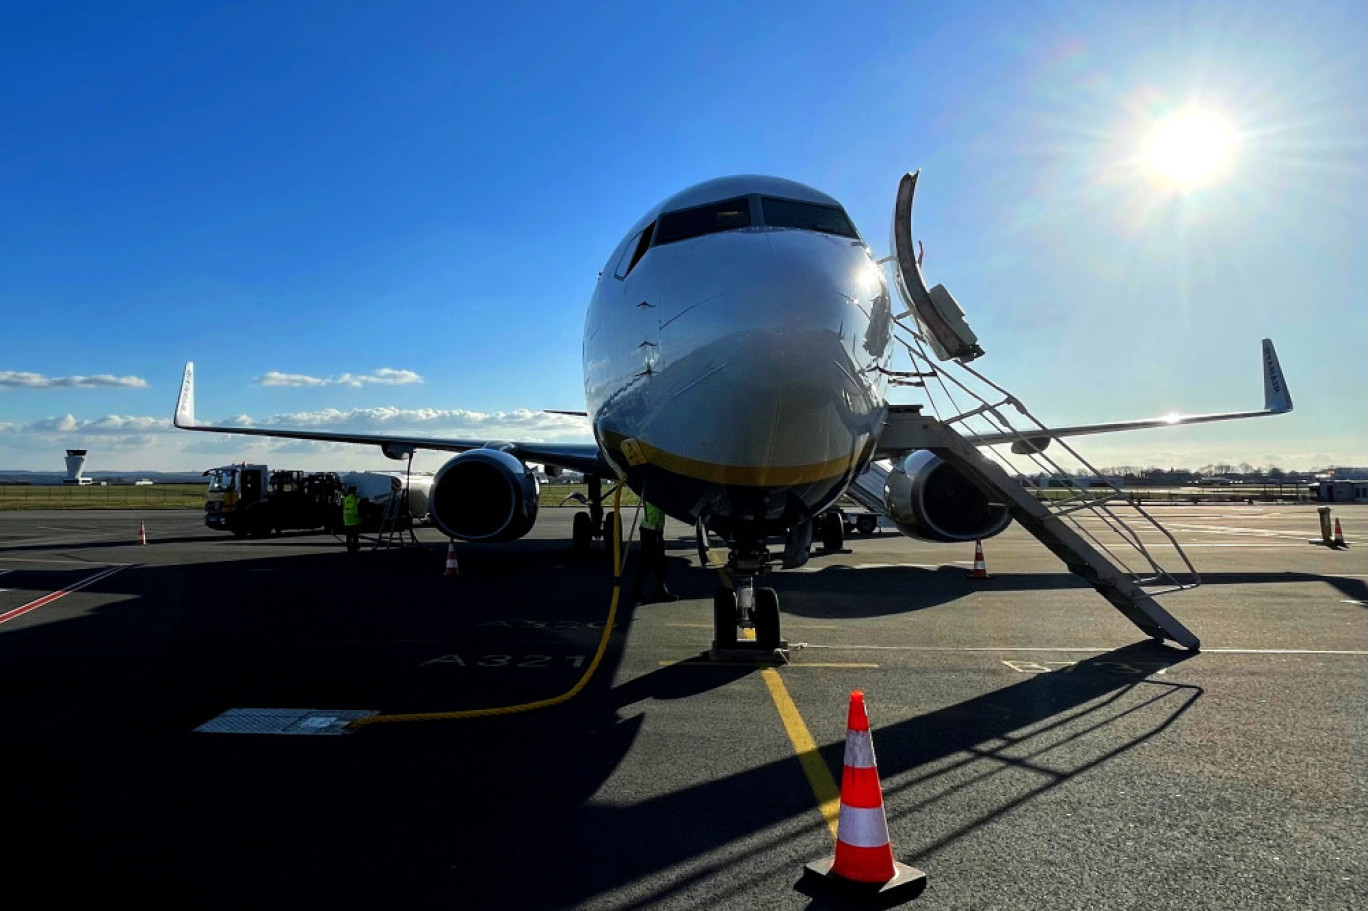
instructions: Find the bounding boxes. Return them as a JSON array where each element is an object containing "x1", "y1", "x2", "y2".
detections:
[{"x1": 195, "y1": 707, "x2": 377, "y2": 735}]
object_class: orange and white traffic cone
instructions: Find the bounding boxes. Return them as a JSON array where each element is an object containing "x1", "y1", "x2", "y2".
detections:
[
  {"x1": 443, "y1": 540, "x2": 459, "y2": 576},
  {"x1": 803, "y1": 691, "x2": 926, "y2": 899},
  {"x1": 968, "y1": 539, "x2": 989, "y2": 579},
  {"x1": 1333, "y1": 518, "x2": 1347, "y2": 547},
  {"x1": 137, "y1": 522, "x2": 147, "y2": 546}
]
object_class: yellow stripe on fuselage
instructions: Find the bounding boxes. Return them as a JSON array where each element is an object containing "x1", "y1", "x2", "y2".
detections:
[{"x1": 602, "y1": 431, "x2": 874, "y2": 488}]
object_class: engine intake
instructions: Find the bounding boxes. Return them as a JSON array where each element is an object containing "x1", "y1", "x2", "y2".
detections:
[
  {"x1": 429, "y1": 448, "x2": 540, "y2": 542},
  {"x1": 883, "y1": 450, "x2": 1011, "y2": 543}
]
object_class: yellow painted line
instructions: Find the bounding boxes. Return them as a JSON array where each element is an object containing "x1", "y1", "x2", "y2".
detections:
[{"x1": 761, "y1": 668, "x2": 841, "y2": 840}]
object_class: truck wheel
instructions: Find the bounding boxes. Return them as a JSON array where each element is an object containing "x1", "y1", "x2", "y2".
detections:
[
  {"x1": 244, "y1": 505, "x2": 272, "y2": 538},
  {"x1": 856, "y1": 514, "x2": 878, "y2": 536}
]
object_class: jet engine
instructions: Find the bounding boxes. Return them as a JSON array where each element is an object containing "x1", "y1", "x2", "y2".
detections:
[
  {"x1": 883, "y1": 450, "x2": 1011, "y2": 543},
  {"x1": 428, "y1": 448, "x2": 540, "y2": 542}
]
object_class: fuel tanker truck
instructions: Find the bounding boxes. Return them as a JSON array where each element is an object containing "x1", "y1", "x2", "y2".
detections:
[{"x1": 203, "y1": 463, "x2": 432, "y2": 537}]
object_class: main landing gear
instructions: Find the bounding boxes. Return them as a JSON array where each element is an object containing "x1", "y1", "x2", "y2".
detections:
[
  {"x1": 571, "y1": 476, "x2": 620, "y2": 551},
  {"x1": 711, "y1": 538, "x2": 787, "y2": 660}
]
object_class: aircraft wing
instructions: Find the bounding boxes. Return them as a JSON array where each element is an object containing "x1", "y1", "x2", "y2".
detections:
[
  {"x1": 879, "y1": 339, "x2": 1293, "y2": 456},
  {"x1": 173, "y1": 363, "x2": 611, "y2": 476}
]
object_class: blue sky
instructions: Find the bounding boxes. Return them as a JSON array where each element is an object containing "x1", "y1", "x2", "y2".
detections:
[{"x1": 2, "y1": 1, "x2": 1364, "y2": 474}]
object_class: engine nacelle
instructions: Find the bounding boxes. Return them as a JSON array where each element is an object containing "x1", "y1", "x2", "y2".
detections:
[
  {"x1": 883, "y1": 450, "x2": 1011, "y2": 543},
  {"x1": 429, "y1": 448, "x2": 540, "y2": 543}
]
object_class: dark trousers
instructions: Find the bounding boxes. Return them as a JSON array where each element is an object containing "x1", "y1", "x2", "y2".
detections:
[
  {"x1": 633, "y1": 527, "x2": 669, "y2": 598},
  {"x1": 345, "y1": 526, "x2": 361, "y2": 552}
]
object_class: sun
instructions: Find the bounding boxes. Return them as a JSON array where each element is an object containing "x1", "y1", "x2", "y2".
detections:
[{"x1": 1145, "y1": 108, "x2": 1238, "y2": 190}]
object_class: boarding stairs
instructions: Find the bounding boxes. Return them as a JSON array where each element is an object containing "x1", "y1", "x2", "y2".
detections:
[{"x1": 877, "y1": 321, "x2": 1203, "y2": 650}]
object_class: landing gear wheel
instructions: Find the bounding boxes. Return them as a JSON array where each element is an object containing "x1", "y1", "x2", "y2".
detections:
[
  {"x1": 601, "y1": 509, "x2": 620, "y2": 543},
  {"x1": 712, "y1": 587, "x2": 738, "y2": 649},
  {"x1": 820, "y1": 512, "x2": 845, "y2": 552},
  {"x1": 856, "y1": 514, "x2": 878, "y2": 536},
  {"x1": 754, "y1": 587, "x2": 780, "y2": 649},
  {"x1": 572, "y1": 511, "x2": 593, "y2": 551}
]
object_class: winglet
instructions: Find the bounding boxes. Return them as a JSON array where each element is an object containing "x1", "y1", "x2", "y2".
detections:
[
  {"x1": 174, "y1": 362, "x2": 196, "y2": 428},
  {"x1": 1262, "y1": 339, "x2": 1292, "y2": 413}
]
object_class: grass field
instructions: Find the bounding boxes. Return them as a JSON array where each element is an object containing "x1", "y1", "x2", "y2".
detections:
[{"x1": 0, "y1": 483, "x2": 209, "y2": 510}]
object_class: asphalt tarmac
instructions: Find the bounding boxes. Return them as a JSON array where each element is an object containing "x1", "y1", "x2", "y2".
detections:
[{"x1": 0, "y1": 504, "x2": 1363, "y2": 910}]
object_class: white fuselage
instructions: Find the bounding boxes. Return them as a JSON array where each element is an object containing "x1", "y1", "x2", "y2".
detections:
[{"x1": 583, "y1": 176, "x2": 893, "y2": 539}]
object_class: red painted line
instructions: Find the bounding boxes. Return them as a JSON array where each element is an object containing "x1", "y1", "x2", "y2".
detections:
[{"x1": 0, "y1": 565, "x2": 132, "y2": 626}]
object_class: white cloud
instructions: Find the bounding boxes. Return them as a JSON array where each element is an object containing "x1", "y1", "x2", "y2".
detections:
[
  {"x1": 0, "y1": 405, "x2": 591, "y2": 472},
  {"x1": 1, "y1": 414, "x2": 173, "y2": 435},
  {"x1": 0, "y1": 371, "x2": 148, "y2": 389},
  {"x1": 258, "y1": 405, "x2": 589, "y2": 436},
  {"x1": 255, "y1": 368, "x2": 423, "y2": 388}
]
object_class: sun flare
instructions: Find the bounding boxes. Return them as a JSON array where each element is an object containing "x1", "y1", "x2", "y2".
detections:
[{"x1": 1145, "y1": 108, "x2": 1237, "y2": 190}]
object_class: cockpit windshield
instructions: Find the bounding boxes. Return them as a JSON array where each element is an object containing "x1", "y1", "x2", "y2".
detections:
[
  {"x1": 653, "y1": 196, "x2": 753, "y2": 246},
  {"x1": 759, "y1": 196, "x2": 859, "y2": 239},
  {"x1": 207, "y1": 469, "x2": 237, "y2": 492}
]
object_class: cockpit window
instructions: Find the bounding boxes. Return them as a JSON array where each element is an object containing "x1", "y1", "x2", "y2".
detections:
[
  {"x1": 653, "y1": 196, "x2": 752, "y2": 246},
  {"x1": 613, "y1": 222, "x2": 656, "y2": 279},
  {"x1": 759, "y1": 197, "x2": 859, "y2": 239}
]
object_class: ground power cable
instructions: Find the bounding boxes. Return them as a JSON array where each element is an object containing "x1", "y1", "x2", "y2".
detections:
[{"x1": 347, "y1": 486, "x2": 636, "y2": 727}]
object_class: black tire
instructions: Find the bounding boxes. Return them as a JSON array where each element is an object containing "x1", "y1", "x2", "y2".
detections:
[
  {"x1": 856, "y1": 514, "x2": 878, "y2": 536},
  {"x1": 754, "y1": 587, "x2": 780, "y2": 648},
  {"x1": 245, "y1": 505, "x2": 272, "y2": 538},
  {"x1": 572, "y1": 511, "x2": 593, "y2": 551},
  {"x1": 601, "y1": 509, "x2": 620, "y2": 544},
  {"x1": 712, "y1": 587, "x2": 738, "y2": 649},
  {"x1": 820, "y1": 511, "x2": 845, "y2": 552}
]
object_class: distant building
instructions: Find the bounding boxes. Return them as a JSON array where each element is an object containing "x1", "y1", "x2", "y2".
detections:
[
  {"x1": 1316, "y1": 466, "x2": 1368, "y2": 481},
  {"x1": 1026, "y1": 474, "x2": 1124, "y2": 490},
  {"x1": 1315, "y1": 480, "x2": 1368, "y2": 504}
]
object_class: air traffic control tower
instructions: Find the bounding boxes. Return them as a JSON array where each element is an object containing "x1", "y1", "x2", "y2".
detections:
[{"x1": 63, "y1": 449, "x2": 88, "y2": 484}]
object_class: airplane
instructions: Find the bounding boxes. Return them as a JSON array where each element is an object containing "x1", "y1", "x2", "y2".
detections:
[{"x1": 174, "y1": 172, "x2": 1292, "y2": 651}]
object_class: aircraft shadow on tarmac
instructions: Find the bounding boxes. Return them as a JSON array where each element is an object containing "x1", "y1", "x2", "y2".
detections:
[
  {"x1": 769, "y1": 565, "x2": 1368, "y2": 619},
  {"x1": 0, "y1": 535, "x2": 1203, "y2": 909}
]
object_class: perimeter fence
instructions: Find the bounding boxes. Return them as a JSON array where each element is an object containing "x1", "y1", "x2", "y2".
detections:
[{"x1": 0, "y1": 484, "x2": 207, "y2": 510}]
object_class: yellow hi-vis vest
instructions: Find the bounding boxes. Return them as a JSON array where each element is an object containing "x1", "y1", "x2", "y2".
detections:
[
  {"x1": 643, "y1": 502, "x2": 665, "y2": 532},
  {"x1": 343, "y1": 494, "x2": 361, "y2": 527}
]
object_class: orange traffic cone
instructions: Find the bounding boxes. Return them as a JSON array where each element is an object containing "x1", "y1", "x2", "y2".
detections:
[
  {"x1": 968, "y1": 539, "x2": 989, "y2": 579},
  {"x1": 137, "y1": 522, "x2": 147, "y2": 546},
  {"x1": 1333, "y1": 518, "x2": 1347, "y2": 547},
  {"x1": 443, "y1": 541, "x2": 459, "y2": 576},
  {"x1": 803, "y1": 691, "x2": 926, "y2": 899}
]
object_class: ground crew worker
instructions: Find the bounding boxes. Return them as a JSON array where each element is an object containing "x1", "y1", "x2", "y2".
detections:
[
  {"x1": 342, "y1": 486, "x2": 362, "y2": 553},
  {"x1": 632, "y1": 500, "x2": 675, "y2": 603}
]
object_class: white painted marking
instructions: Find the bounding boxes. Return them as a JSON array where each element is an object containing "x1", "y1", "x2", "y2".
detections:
[
  {"x1": 791, "y1": 563, "x2": 948, "y2": 573},
  {"x1": 803, "y1": 644, "x2": 1368, "y2": 655},
  {"x1": 0, "y1": 557, "x2": 135, "y2": 566},
  {"x1": 1341, "y1": 600, "x2": 1367, "y2": 607},
  {"x1": 0, "y1": 565, "x2": 132, "y2": 625}
]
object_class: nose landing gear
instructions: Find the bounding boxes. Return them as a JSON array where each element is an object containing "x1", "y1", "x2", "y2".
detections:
[{"x1": 711, "y1": 539, "x2": 787, "y2": 661}]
